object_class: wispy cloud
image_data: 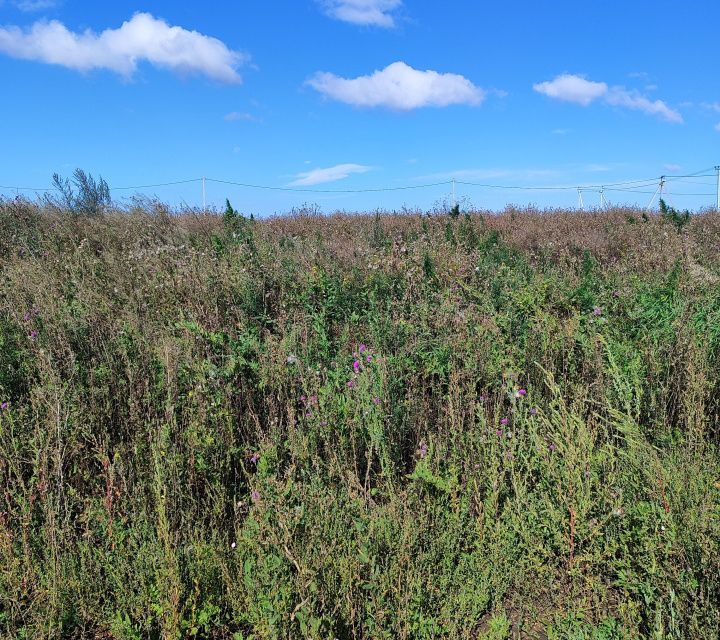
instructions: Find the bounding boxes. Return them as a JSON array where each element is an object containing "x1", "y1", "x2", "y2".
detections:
[
  {"x1": 715, "y1": 123, "x2": 720, "y2": 133},
  {"x1": 319, "y1": 0, "x2": 402, "y2": 27},
  {"x1": 664, "y1": 164, "x2": 682, "y2": 173},
  {"x1": 701, "y1": 102, "x2": 720, "y2": 113},
  {"x1": 12, "y1": 0, "x2": 58, "y2": 11},
  {"x1": 534, "y1": 73, "x2": 682, "y2": 123},
  {"x1": 289, "y1": 163, "x2": 372, "y2": 186},
  {"x1": 307, "y1": 61, "x2": 484, "y2": 110},
  {"x1": 0, "y1": 12, "x2": 246, "y2": 82},
  {"x1": 224, "y1": 111, "x2": 258, "y2": 122}
]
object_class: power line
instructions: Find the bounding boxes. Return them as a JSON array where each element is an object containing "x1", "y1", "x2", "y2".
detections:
[{"x1": 206, "y1": 177, "x2": 452, "y2": 193}]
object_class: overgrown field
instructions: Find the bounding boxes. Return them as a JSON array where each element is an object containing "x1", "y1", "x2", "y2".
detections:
[{"x1": 1, "y1": 200, "x2": 719, "y2": 639}]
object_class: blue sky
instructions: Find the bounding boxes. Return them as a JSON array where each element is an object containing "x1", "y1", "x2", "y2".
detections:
[{"x1": 1, "y1": 0, "x2": 719, "y2": 214}]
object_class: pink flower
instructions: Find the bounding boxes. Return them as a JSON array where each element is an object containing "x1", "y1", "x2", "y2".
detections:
[
  {"x1": 518, "y1": 388, "x2": 527, "y2": 396},
  {"x1": 372, "y1": 396, "x2": 381, "y2": 405},
  {"x1": 530, "y1": 408, "x2": 538, "y2": 416},
  {"x1": 249, "y1": 453, "x2": 260, "y2": 464},
  {"x1": 549, "y1": 443, "x2": 557, "y2": 452},
  {"x1": 251, "y1": 490, "x2": 260, "y2": 503},
  {"x1": 300, "y1": 395, "x2": 306, "y2": 402},
  {"x1": 495, "y1": 429, "x2": 503, "y2": 437},
  {"x1": 0, "y1": 401, "x2": 8, "y2": 410},
  {"x1": 353, "y1": 360, "x2": 360, "y2": 373},
  {"x1": 359, "y1": 344, "x2": 367, "y2": 353},
  {"x1": 500, "y1": 417, "x2": 509, "y2": 426},
  {"x1": 366, "y1": 355, "x2": 372, "y2": 364},
  {"x1": 592, "y1": 307, "x2": 602, "y2": 317},
  {"x1": 347, "y1": 380, "x2": 355, "y2": 389}
]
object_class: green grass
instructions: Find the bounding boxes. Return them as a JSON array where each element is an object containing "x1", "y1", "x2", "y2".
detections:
[{"x1": 0, "y1": 201, "x2": 719, "y2": 639}]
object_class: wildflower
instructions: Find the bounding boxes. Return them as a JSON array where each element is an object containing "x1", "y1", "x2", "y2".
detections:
[
  {"x1": 514, "y1": 388, "x2": 527, "y2": 398},
  {"x1": 305, "y1": 411, "x2": 312, "y2": 417},
  {"x1": 0, "y1": 401, "x2": 8, "y2": 410},
  {"x1": 353, "y1": 360, "x2": 361, "y2": 373},
  {"x1": 495, "y1": 429, "x2": 503, "y2": 437},
  {"x1": 530, "y1": 408, "x2": 538, "y2": 416},
  {"x1": 22, "y1": 312, "x2": 30, "y2": 322},
  {"x1": 366, "y1": 355, "x2": 372, "y2": 364},
  {"x1": 592, "y1": 307, "x2": 602, "y2": 317},
  {"x1": 500, "y1": 417, "x2": 509, "y2": 426},
  {"x1": 548, "y1": 442, "x2": 557, "y2": 452},
  {"x1": 231, "y1": 541, "x2": 236, "y2": 549},
  {"x1": 29, "y1": 330, "x2": 37, "y2": 339},
  {"x1": 309, "y1": 395, "x2": 318, "y2": 404},
  {"x1": 359, "y1": 343, "x2": 367, "y2": 353},
  {"x1": 347, "y1": 380, "x2": 355, "y2": 389},
  {"x1": 418, "y1": 441, "x2": 428, "y2": 459},
  {"x1": 372, "y1": 396, "x2": 381, "y2": 405},
  {"x1": 478, "y1": 394, "x2": 485, "y2": 402},
  {"x1": 300, "y1": 395, "x2": 306, "y2": 402},
  {"x1": 249, "y1": 453, "x2": 260, "y2": 464},
  {"x1": 251, "y1": 490, "x2": 260, "y2": 503}
]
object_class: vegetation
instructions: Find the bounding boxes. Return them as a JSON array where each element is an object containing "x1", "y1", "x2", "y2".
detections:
[{"x1": 0, "y1": 198, "x2": 719, "y2": 639}]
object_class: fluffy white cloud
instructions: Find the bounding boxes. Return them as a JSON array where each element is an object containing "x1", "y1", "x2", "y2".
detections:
[
  {"x1": 533, "y1": 74, "x2": 607, "y2": 106},
  {"x1": 0, "y1": 12, "x2": 245, "y2": 82},
  {"x1": 534, "y1": 73, "x2": 682, "y2": 123},
  {"x1": 319, "y1": 0, "x2": 402, "y2": 27},
  {"x1": 307, "y1": 61, "x2": 484, "y2": 110},
  {"x1": 289, "y1": 163, "x2": 371, "y2": 186}
]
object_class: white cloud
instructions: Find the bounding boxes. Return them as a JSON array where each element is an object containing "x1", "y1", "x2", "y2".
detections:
[
  {"x1": 664, "y1": 164, "x2": 682, "y2": 173},
  {"x1": 224, "y1": 111, "x2": 257, "y2": 122},
  {"x1": 319, "y1": 0, "x2": 402, "y2": 27},
  {"x1": 702, "y1": 102, "x2": 720, "y2": 113},
  {"x1": 0, "y1": 12, "x2": 245, "y2": 82},
  {"x1": 605, "y1": 88, "x2": 682, "y2": 123},
  {"x1": 534, "y1": 73, "x2": 682, "y2": 123},
  {"x1": 307, "y1": 61, "x2": 484, "y2": 110},
  {"x1": 715, "y1": 123, "x2": 720, "y2": 133},
  {"x1": 13, "y1": 0, "x2": 58, "y2": 11},
  {"x1": 533, "y1": 74, "x2": 608, "y2": 106},
  {"x1": 289, "y1": 163, "x2": 372, "y2": 186}
]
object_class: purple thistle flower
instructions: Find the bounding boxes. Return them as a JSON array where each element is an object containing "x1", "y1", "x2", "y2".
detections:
[
  {"x1": 300, "y1": 395, "x2": 306, "y2": 403},
  {"x1": 29, "y1": 330, "x2": 37, "y2": 339},
  {"x1": 359, "y1": 343, "x2": 367, "y2": 353},
  {"x1": 549, "y1": 442, "x2": 557, "y2": 452},
  {"x1": 366, "y1": 355, "x2": 372, "y2": 364},
  {"x1": 500, "y1": 417, "x2": 509, "y2": 426},
  {"x1": 23, "y1": 312, "x2": 30, "y2": 322},
  {"x1": 353, "y1": 360, "x2": 361, "y2": 373},
  {"x1": 592, "y1": 307, "x2": 602, "y2": 317},
  {"x1": 251, "y1": 489, "x2": 260, "y2": 503},
  {"x1": 418, "y1": 441, "x2": 428, "y2": 459},
  {"x1": 347, "y1": 380, "x2": 355, "y2": 389},
  {"x1": 478, "y1": 394, "x2": 485, "y2": 402},
  {"x1": 372, "y1": 396, "x2": 381, "y2": 405},
  {"x1": 518, "y1": 388, "x2": 527, "y2": 397},
  {"x1": 0, "y1": 401, "x2": 8, "y2": 410},
  {"x1": 309, "y1": 395, "x2": 318, "y2": 405},
  {"x1": 495, "y1": 429, "x2": 504, "y2": 437},
  {"x1": 249, "y1": 453, "x2": 260, "y2": 464},
  {"x1": 530, "y1": 408, "x2": 538, "y2": 416}
]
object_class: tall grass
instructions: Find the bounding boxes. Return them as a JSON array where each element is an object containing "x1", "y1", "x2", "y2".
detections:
[{"x1": 0, "y1": 199, "x2": 718, "y2": 639}]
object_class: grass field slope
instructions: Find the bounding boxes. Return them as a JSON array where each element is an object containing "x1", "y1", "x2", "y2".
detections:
[{"x1": 0, "y1": 200, "x2": 719, "y2": 639}]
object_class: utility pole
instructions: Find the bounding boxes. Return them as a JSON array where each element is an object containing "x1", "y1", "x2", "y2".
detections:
[
  {"x1": 451, "y1": 178, "x2": 456, "y2": 209},
  {"x1": 646, "y1": 176, "x2": 665, "y2": 211},
  {"x1": 715, "y1": 166, "x2": 719, "y2": 210},
  {"x1": 202, "y1": 176, "x2": 206, "y2": 211},
  {"x1": 577, "y1": 188, "x2": 584, "y2": 211},
  {"x1": 600, "y1": 187, "x2": 606, "y2": 209}
]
